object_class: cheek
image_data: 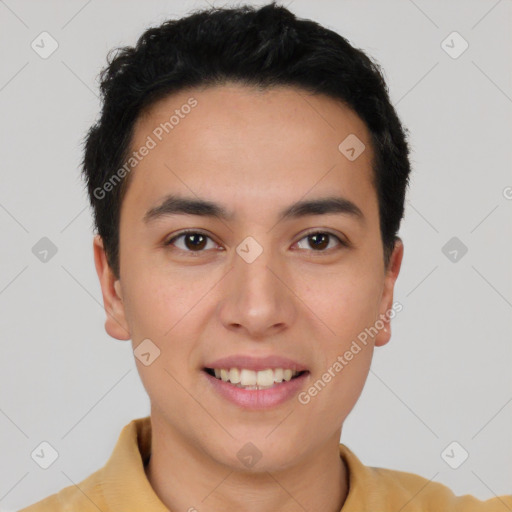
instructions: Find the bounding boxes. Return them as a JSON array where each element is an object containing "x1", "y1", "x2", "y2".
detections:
[
  {"x1": 122, "y1": 269, "x2": 215, "y2": 393},
  {"x1": 122, "y1": 268, "x2": 202, "y2": 340},
  {"x1": 296, "y1": 340, "x2": 374, "y2": 436},
  {"x1": 301, "y1": 267, "x2": 381, "y2": 420},
  {"x1": 298, "y1": 266, "x2": 382, "y2": 342},
  {"x1": 122, "y1": 274, "x2": 201, "y2": 397}
]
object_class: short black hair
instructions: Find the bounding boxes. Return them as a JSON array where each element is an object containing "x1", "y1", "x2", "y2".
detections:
[{"x1": 81, "y1": 1, "x2": 412, "y2": 279}]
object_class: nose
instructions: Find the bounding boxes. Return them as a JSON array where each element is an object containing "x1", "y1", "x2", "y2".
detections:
[{"x1": 217, "y1": 240, "x2": 296, "y2": 339}]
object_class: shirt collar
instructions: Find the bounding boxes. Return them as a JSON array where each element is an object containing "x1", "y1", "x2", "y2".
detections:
[
  {"x1": 101, "y1": 416, "x2": 168, "y2": 511},
  {"x1": 100, "y1": 415, "x2": 384, "y2": 512}
]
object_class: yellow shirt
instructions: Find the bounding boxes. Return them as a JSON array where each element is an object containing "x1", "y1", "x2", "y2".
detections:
[{"x1": 19, "y1": 416, "x2": 511, "y2": 511}]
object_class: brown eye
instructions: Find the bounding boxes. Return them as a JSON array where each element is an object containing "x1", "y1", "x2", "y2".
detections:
[
  {"x1": 165, "y1": 231, "x2": 218, "y2": 253},
  {"x1": 295, "y1": 231, "x2": 346, "y2": 252}
]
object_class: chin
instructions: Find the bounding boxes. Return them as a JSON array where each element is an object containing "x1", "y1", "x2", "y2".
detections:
[{"x1": 205, "y1": 433, "x2": 306, "y2": 473}]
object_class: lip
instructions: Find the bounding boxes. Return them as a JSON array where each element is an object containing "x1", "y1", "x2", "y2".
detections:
[
  {"x1": 203, "y1": 369, "x2": 310, "y2": 410},
  {"x1": 204, "y1": 354, "x2": 308, "y2": 372}
]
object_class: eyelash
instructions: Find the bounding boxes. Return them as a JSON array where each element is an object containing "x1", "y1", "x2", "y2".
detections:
[{"x1": 164, "y1": 229, "x2": 348, "y2": 256}]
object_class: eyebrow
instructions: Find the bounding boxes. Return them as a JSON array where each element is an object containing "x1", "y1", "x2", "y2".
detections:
[{"x1": 143, "y1": 194, "x2": 365, "y2": 225}]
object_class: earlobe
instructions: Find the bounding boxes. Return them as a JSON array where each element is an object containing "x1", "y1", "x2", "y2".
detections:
[
  {"x1": 374, "y1": 238, "x2": 404, "y2": 348},
  {"x1": 93, "y1": 235, "x2": 131, "y2": 341}
]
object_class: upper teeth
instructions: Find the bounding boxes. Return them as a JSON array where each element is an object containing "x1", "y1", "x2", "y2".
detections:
[{"x1": 213, "y1": 368, "x2": 300, "y2": 386}]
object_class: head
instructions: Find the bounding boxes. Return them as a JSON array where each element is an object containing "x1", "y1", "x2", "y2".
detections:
[{"x1": 86, "y1": 3, "x2": 410, "y2": 471}]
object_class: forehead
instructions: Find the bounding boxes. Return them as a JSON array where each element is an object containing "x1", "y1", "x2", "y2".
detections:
[{"x1": 122, "y1": 84, "x2": 376, "y2": 225}]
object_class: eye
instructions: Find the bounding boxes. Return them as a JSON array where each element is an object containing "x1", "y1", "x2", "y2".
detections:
[
  {"x1": 164, "y1": 229, "x2": 348, "y2": 255},
  {"x1": 294, "y1": 230, "x2": 348, "y2": 252},
  {"x1": 164, "y1": 230, "x2": 220, "y2": 254}
]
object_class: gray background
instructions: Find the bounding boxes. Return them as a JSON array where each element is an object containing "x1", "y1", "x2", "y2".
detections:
[{"x1": 1, "y1": 0, "x2": 511, "y2": 509}]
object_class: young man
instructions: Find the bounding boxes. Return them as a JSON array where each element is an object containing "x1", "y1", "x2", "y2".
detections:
[{"x1": 20, "y1": 2, "x2": 511, "y2": 511}]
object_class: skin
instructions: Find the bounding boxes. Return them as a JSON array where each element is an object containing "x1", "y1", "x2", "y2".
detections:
[{"x1": 94, "y1": 84, "x2": 403, "y2": 512}]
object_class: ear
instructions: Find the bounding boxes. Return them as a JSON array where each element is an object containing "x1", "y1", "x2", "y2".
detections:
[
  {"x1": 93, "y1": 235, "x2": 131, "y2": 341},
  {"x1": 374, "y1": 237, "x2": 404, "y2": 348}
]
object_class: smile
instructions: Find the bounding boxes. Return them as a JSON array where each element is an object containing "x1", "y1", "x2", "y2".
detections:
[
  {"x1": 205, "y1": 367, "x2": 306, "y2": 389},
  {"x1": 203, "y1": 367, "x2": 310, "y2": 409}
]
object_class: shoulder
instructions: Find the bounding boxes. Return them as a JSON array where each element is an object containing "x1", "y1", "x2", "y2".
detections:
[
  {"x1": 17, "y1": 468, "x2": 107, "y2": 512},
  {"x1": 371, "y1": 465, "x2": 512, "y2": 511},
  {"x1": 339, "y1": 444, "x2": 512, "y2": 511},
  {"x1": 18, "y1": 416, "x2": 154, "y2": 512}
]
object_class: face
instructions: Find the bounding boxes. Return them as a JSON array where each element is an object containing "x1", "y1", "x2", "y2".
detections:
[{"x1": 94, "y1": 84, "x2": 403, "y2": 471}]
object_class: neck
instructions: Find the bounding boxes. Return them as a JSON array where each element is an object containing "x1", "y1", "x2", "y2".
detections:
[{"x1": 144, "y1": 415, "x2": 349, "y2": 512}]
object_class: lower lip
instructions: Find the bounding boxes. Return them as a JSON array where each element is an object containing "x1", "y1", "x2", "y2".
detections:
[{"x1": 203, "y1": 370, "x2": 309, "y2": 410}]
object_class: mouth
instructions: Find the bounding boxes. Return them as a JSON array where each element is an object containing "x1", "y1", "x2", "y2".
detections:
[
  {"x1": 202, "y1": 354, "x2": 310, "y2": 409},
  {"x1": 203, "y1": 367, "x2": 309, "y2": 390}
]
